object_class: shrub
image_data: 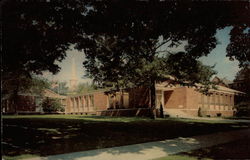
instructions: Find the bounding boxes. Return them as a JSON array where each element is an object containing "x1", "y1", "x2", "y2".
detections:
[
  {"x1": 235, "y1": 101, "x2": 250, "y2": 117},
  {"x1": 159, "y1": 104, "x2": 164, "y2": 118},
  {"x1": 198, "y1": 107, "x2": 208, "y2": 117},
  {"x1": 41, "y1": 98, "x2": 64, "y2": 113}
]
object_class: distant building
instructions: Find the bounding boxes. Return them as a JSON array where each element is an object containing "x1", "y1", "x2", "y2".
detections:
[
  {"x1": 211, "y1": 76, "x2": 232, "y2": 88},
  {"x1": 2, "y1": 89, "x2": 66, "y2": 114}
]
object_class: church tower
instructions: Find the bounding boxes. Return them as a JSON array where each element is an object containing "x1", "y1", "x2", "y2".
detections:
[{"x1": 69, "y1": 57, "x2": 78, "y2": 91}]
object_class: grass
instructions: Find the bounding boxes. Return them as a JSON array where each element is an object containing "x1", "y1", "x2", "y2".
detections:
[
  {"x1": 180, "y1": 138, "x2": 250, "y2": 159},
  {"x1": 153, "y1": 155, "x2": 212, "y2": 160},
  {"x1": 225, "y1": 116, "x2": 250, "y2": 120},
  {"x1": 154, "y1": 138, "x2": 250, "y2": 160},
  {"x1": 2, "y1": 114, "x2": 153, "y2": 122},
  {"x1": 167, "y1": 117, "x2": 235, "y2": 124},
  {"x1": 2, "y1": 154, "x2": 39, "y2": 160},
  {"x1": 2, "y1": 115, "x2": 250, "y2": 159}
]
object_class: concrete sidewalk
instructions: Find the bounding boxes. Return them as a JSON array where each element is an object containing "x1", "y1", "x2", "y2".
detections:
[{"x1": 25, "y1": 129, "x2": 250, "y2": 160}]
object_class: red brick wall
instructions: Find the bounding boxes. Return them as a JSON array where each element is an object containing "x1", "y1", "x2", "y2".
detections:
[
  {"x1": 4, "y1": 95, "x2": 37, "y2": 112},
  {"x1": 186, "y1": 87, "x2": 200, "y2": 109},
  {"x1": 182, "y1": 109, "x2": 199, "y2": 117},
  {"x1": 164, "y1": 87, "x2": 187, "y2": 109},
  {"x1": 206, "y1": 110, "x2": 234, "y2": 117},
  {"x1": 94, "y1": 92, "x2": 108, "y2": 111},
  {"x1": 129, "y1": 87, "x2": 150, "y2": 108},
  {"x1": 17, "y1": 96, "x2": 36, "y2": 111},
  {"x1": 99, "y1": 108, "x2": 151, "y2": 117}
]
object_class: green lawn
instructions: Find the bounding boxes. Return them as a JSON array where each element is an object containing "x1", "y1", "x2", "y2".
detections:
[
  {"x1": 153, "y1": 155, "x2": 212, "y2": 160},
  {"x1": 2, "y1": 115, "x2": 250, "y2": 159},
  {"x1": 154, "y1": 138, "x2": 250, "y2": 160}
]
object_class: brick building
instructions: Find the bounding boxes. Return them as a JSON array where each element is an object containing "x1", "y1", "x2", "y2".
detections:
[
  {"x1": 65, "y1": 81, "x2": 243, "y2": 117},
  {"x1": 163, "y1": 83, "x2": 241, "y2": 117},
  {"x1": 2, "y1": 89, "x2": 66, "y2": 114},
  {"x1": 65, "y1": 89, "x2": 129, "y2": 114}
]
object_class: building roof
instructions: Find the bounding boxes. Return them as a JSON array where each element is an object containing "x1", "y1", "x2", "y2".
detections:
[
  {"x1": 211, "y1": 76, "x2": 233, "y2": 87},
  {"x1": 221, "y1": 78, "x2": 233, "y2": 85},
  {"x1": 16, "y1": 89, "x2": 67, "y2": 99},
  {"x1": 43, "y1": 89, "x2": 67, "y2": 99},
  {"x1": 157, "y1": 81, "x2": 244, "y2": 95},
  {"x1": 67, "y1": 88, "x2": 111, "y2": 97},
  {"x1": 211, "y1": 85, "x2": 245, "y2": 95}
]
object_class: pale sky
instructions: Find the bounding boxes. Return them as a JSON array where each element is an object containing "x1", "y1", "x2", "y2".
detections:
[
  {"x1": 199, "y1": 27, "x2": 239, "y2": 81},
  {"x1": 42, "y1": 47, "x2": 92, "y2": 84},
  {"x1": 43, "y1": 27, "x2": 240, "y2": 85}
]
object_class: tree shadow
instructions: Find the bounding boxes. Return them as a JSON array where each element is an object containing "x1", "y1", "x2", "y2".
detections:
[
  {"x1": 179, "y1": 137, "x2": 250, "y2": 160},
  {"x1": 43, "y1": 129, "x2": 250, "y2": 160},
  {"x1": 2, "y1": 117, "x2": 250, "y2": 158}
]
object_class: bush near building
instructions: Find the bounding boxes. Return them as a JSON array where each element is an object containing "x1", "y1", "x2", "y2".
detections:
[
  {"x1": 41, "y1": 98, "x2": 64, "y2": 113},
  {"x1": 235, "y1": 101, "x2": 250, "y2": 117}
]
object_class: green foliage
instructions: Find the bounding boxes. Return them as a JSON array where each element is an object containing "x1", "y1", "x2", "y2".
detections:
[
  {"x1": 227, "y1": 27, "x2": 250, "y2": 67},
  {"x1": 41, "y1": 98, "x2": 64, "y2": 113},
  {"x1": 29, "y1": 76, "x2": 51, "y2": 95},
  {"x1": 76, "y1": 82, "x2": 97, "y2": 94},
  {"x1": 234, "y1": 65, "x2": 250, "y2": 95},
  {"x1": 235, "y1": 101, "x2": 250, "y2": 117},
  {"x1": 50, "y1": 81, "x2": 69, "y2": 95},
  {"x1": 2, "y1": 1, "x2": 82, "y2": 104},
  {"x1": 2, "y1": 75, "x2": 50, "y2": 100},
  {"x1": 3, "y1": 154, "x2": 39, "y2": 160},
  {"x1": 166, "y1": 52, "x2": 217, "y2": 90},
  {"x1": 2, "y1": 1, "x2": 249, "y2": 109}
]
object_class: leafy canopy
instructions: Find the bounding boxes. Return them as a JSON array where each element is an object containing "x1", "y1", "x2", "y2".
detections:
[{"x1": 2, "y1": 0, "x2": 250, "y2": 98}]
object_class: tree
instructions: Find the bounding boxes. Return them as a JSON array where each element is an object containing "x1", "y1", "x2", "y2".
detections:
[
  {"x1": 2, "y1": 0, "x2": 87, "y2": 107},
  {"x1": 234, "y1": 65, "x2": 250, "y2": 97},
  {"x1": 227, "y1": 27, "x2": 250, "y2": 67},
  {"x1": 77, "y1": 0, "x2": 249, "y2": 61},
  {"x1": 230, "y1": 65, "x2": 250, "y2": 117},
  {"x1": 50, "y1": 81, "x2": 69, "y2": 95},
  {"x1": 76, "y1": 82, "x2": 97, "y2": 94},
  {"x1": 2, "y1": 75, "x2": 50, "y2": 113},
  {"x1": 2, "y1": 0, "x2": 249, "y2": 76},
  {"x1": 2, "y1": 1, "x2": 250, "y2": 115},
  {"x1": 82, "y1": 36, "x2": 217, "y2": 118},
  {"x1": 76, "y1": 1, "x2": 250, "y2": 118}
]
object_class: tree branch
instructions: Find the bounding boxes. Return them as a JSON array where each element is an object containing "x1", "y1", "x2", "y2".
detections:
[{"x1": 155, "y1": 38, "x2": 171, "y2": 50}]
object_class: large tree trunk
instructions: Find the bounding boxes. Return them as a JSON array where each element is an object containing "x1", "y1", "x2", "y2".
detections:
[{"x1": 150, "y1": 78, "x2": 157, "y2": 119}]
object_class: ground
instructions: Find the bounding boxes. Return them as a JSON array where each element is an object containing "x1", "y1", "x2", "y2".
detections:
[
  {"x1": 2, "y1": 115, "x2": 250, "y2": 160},
  {"x1": 154, "y1": 138, "x2": 250, "y2": 160}
]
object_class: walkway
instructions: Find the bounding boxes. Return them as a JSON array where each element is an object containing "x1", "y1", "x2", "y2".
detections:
[{"x1": 25, "y1": 128, "x2": 250, "y2": 160}]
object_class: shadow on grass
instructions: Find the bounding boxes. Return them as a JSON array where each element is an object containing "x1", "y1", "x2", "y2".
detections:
[
  {"x1": 176, "y1": 137, "x2": 250, "y2": 160},
  {"x1": 2, "y1": 115, "x2": 250, "y2": 159},
  {"x1": 5, "y1": 129, "x2": 248, "y2": 160}
]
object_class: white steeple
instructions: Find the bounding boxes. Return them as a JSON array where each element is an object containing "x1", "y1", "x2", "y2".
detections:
[{"x1": 69, "y1": 57, "x2": 78, "y2": 91}]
